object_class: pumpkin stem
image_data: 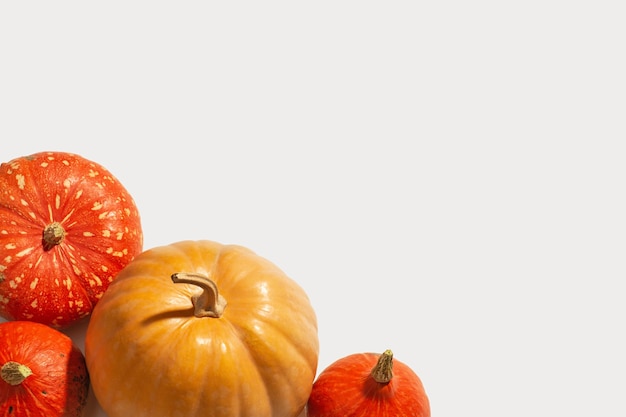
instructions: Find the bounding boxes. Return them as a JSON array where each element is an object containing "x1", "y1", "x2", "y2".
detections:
[
  {"x1": 43, "y1": 222, "x2": 65, "y2": 250},
  {"x1": 171, "y1": 272, "x2": 227, "y2": 318},
  {"x1": 371, "y1": 349, "x2": 394, "y2": 384},
  {"x1": 1, "y1": 361, "x2": 33, "y2": 386}
]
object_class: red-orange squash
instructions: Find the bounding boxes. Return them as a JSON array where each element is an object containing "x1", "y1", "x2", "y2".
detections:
[
  {"x1": 85, "y1": 240, "x2": 319, "y2": 417},
  {"x1": 0, "y1": 151, "x2": 143, "y2": 327},
  {"x1": 0, "y1": 320, "x2": 89, "y2": 417},
  {"x1": 307, "y1": 349, "x2": 430, "y2": 417}
]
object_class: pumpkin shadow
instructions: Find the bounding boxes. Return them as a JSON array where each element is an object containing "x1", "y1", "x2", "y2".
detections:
[
  {"x1": 140, "y1": 306, "x2": 196, "y2": 326},
  {"x1": 59, "y1": 345, "x2": 91, "y2": 416}
]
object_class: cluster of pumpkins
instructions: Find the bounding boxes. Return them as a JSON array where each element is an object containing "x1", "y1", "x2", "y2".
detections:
[{"x1": 0, "y1": 151, "x2": 430, "y2": 417}]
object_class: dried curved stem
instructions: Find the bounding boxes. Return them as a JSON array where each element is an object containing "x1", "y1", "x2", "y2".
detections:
[{"x1": 171, "y1": 272, "x2": 227, "y2": 318}]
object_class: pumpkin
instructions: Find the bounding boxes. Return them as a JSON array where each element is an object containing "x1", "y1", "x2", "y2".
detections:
[
  {"x1": 0, "y1": 151, "x2": 143, "y2": 327},
  {"x1": 0, "y1": 320, "x2": 90, "y2": 417},
  {"x1": 85, "y1": 240, "x2": 319, "y2": 417},
  {"x1": 307, "y1": 349, "x2": 430, "y2": 417}
]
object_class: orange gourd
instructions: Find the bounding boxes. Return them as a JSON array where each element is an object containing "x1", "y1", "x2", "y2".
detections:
[
  {"x1": 85, "y1": 240, "x2": 319, "y2": 417},
  {"x1": 0, "y1": 320, "x2": 89, "y2": 417},
  {"x1": 307, "y1": 349, "x2": 430, "y2": 417}
]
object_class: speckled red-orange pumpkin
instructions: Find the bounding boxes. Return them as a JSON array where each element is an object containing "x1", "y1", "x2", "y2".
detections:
[
  {"x1": 0, "y1": 320, "x2": 89, "y2": 417},
  {"x1": 0, "y1": 151, "x2": 143, "y2": 327}
]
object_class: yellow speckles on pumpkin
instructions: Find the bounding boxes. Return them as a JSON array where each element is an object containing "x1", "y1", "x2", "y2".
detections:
[
  {"x1": 31, "y1": 259, "x2": 40, "y2": 270},
  {"x1": 90, "y1": 274, "x2": 103, "y2": 287},
  {"x1": 20, "y1": 199, "x2": 29, "y2": 207},
  {"x1": 40, "y1": 162, "x2": 49, "y2": 168},
  {"x1": 68, "y1": 299, "x2": 84, "y2": 311},
  {"x1": 100, "y1": 265, "x2": 108, "y2": 272},
  {"x1": 46, "y1": 204, "x2": 54, "y2": 222},
  {"x1": 29, "y1": 277, "x2": 39, "y2": 290},
  {"x1": 82, "y1": 231, "x2": 95, "y2": 237},
  {"x1": 61, "y1": 159, "x2": 70, "y2": 166},
  {"x1": 72, "y1": 265, "x2": 82, "y2": 275},
  {"x1": 92, "y1": 201, "x2": 103, "y2": 211},
  {"x1": 105, "y1": 247, "x2": 125, "y2": 257},
  {"x1": 55, "y1": 194, "x2": 61, "y2": 209},
  {"x1": 88, "y1": 169, "x2": 99, "y2": 178},
  {"x1": 98, "y1": 211, "x2": 110, "y2": 220},
  {"x1": 16, "y1": 247, "x2": 34, "y2": 258},
  {"x1": 116, "y1": 232, "x2": 124, "y2": 240},
  {"x1": 15, "y1": 174, "x2": 26, "y2": 190},
  {"x1": 75, "y1": 189, "x2": 83, "y2": 199},
  {"x1": 124, "y1": 208, "x2": 131, "y2": 216},
  {"x1": 30, "y1": 299, "x2": 38, "y2": 308},
  {"x1": 102, "y1": 230, "x2": 111, "y2": 238},
  {"x1": 63, "y1": 178, "x2": 71, "y2": 188},
  {"x1": 1, "y1": 230, "x2": 8, "y2": 235},
  {"x1": 4, "y1": 243, "x2": 16, "y2": 250}
]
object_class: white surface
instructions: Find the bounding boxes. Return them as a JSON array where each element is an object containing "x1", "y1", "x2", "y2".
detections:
[{"x1": 1, "y1": 2, "x2": 625, "y2": 416}]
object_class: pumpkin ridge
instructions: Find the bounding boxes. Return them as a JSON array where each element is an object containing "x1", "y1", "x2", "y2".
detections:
[
  {"x1": 3, "y1": 164, "x2": 51, "y2": 224},
  {"x1": 20, "y1": 375, "x2": 64, "y2": 415},
  {"x1": 21, "y1": 251, "x2": 94, "y2": 325},
  {"x1": 0, "y1": 205, "x2": 46, "y2": 239},
  {"x1": 230, "y1": 311, "x2": 316, "y2": 415}
]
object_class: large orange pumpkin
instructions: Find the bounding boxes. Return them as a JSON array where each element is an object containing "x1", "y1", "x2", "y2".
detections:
[{"x1": 85, "y1": 240, "x2": 319, "y2": 417}]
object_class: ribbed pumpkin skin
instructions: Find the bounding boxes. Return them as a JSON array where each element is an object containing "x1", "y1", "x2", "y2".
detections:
[
  {"x1": 0, "y1": 320, "x2": 90, "y2": 417},
  {"x1": 85, "y1": 240, "x2": 319, "y2": 417}
]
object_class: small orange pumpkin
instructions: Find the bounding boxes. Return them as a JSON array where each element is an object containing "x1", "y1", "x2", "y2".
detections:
[
  {"x1": 307, "y1": 349, "x2": 430, "y2": 417},
  {"x1": 0, "y1": 320, "x2": 89, "y2": 417},
  {"x1": 85, "y1": 240, "x2": 319, "y2": 417}
]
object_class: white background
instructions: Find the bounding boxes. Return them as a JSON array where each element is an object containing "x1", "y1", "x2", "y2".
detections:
[{"x1": 1, "y1": 2, "x2": 625, "y2": 416}]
